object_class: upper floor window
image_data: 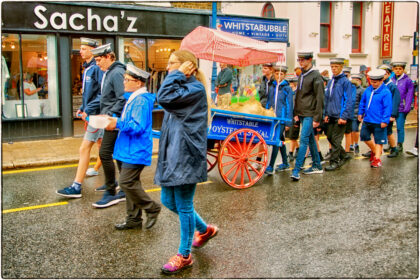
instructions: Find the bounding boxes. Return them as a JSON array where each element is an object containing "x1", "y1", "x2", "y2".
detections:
[
  {"x1": 352, "y1": 2, "x2": 363, "y2": 53},
  {"x1": 262, "y1": 3, "x2": 275, "y2": 18},
  {"x1": 320, "y1": 1, "x2": 332, "y2": 52}
]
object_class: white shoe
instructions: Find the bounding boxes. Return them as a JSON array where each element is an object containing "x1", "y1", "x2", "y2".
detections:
[
  {"x1": 406, "y1": 148, "x2": 418, "y2": 157},
  {"x1": 86, "y1": 168, "x2": 99, "y2": 176}
]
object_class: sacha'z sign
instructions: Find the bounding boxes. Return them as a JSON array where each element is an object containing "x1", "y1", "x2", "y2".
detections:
[{"x1": 380, "y1": 2, "x2": 394, "y2": 58}]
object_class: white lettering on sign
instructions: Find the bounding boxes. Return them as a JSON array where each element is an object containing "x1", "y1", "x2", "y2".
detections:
[
  {"x1": 69, "y1": 13, "x2": 85, "y2": 30},
  {"x1": 103, "y1": 15, "x2": 118, "y2": 32},
  {"x1": 33, "y1": 5, "x2": 139, "y2": 33},
  {"x1": 87, "y1": 8, "x2": 101, "y2": 31},
  {"x1": 34, "y1": 5, "x2": 48, "y2": 29},
  {"x1": 127, "y1": 16, "x2": 138, "y2": 32},
  {"x1": 50, "y1": 12, "x2": 67, "y2": 30}
]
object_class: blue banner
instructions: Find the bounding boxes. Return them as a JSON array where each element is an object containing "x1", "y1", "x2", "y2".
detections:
[
  {"x1": 216, "y1": 16, "x2": 289, "y2": 43},
  {"x1": 209, "y1": 115, "x2": 273, "y2": 140}
]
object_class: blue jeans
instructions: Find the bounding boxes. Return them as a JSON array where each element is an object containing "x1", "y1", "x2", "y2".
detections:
[
  {"x1": 396, "y1": 112, "x2": 408, "y2": 144},
  {"x1": 269, "y1": 125, "x2": 288, "y2": 167},
  {"x1": 293, "y1": 117, "x2": 321, "y2": 172},
  {"x1": 161, "y1": 184, "x2": 207, "y2": 257}
]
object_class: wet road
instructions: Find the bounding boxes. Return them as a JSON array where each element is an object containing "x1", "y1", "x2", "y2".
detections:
[{"x1": 2, "y1": 127, "x2": 418, "y2": 278}]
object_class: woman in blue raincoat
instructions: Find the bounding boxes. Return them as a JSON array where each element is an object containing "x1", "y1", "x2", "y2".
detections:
[{"x1": 155, "y1": 50, "x2": 218, "y2": 274}]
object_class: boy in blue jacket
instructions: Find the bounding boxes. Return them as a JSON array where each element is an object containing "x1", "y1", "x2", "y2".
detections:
[
  {"x1": 378, "y1": 64, "x2": 401, "y2": 158},
  {"x1": 358, "y1": 69, "x2": 393, "y2": 168},
  {"x1": 105, "y1": 64, "x2": 161, "y2": 230},
  {"x1": 265, "y1": 64, "x2": 294, "y2": 174},
  {"x1": 324, "y1": 58, "x2": 353, "y2": 171}
]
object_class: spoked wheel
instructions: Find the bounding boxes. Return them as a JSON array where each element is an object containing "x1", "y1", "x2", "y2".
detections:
[
  {"x1": 207, "y1": 147, "x2": 219, "y2": 172},
  {"x1": 218, "y1": 128, "x2": 268, "y2": 189}
]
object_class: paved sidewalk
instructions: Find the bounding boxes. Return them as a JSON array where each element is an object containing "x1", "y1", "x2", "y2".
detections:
[{"x1": 2, "y1": 111, "x2": 418, "y2": 170}]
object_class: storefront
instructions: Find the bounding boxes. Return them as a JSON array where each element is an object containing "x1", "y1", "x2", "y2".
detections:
[
  {"x1": 1, "y1": 2, "x2": 290, "y2": 142},
  {"x1": 1, "y1": 1, "x2": 210, "y2": 141}
]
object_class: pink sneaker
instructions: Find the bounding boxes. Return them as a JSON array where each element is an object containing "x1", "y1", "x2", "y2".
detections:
[
  {"x1": 192, "y1": 225, "x2": 219, "y2": 249},
  {"x1": 161, "y1": 254, "x2": 193, "y2": 274}
]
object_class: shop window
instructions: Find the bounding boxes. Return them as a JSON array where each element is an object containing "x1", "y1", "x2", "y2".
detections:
[
  {"x1": 2, "y1": 34, "x2": 59, "y2": 119},
  {"x1": 147, "y1": 39, "x2": 181, "y2": 93},
  {"x1": 320, "y1": 2, "x2": 332, "y2": 52},
  {"x1": 352, "y1": 2, "x2": 363, "y2": 53},
  {"x1": 119, "y1": 38, "x2": 146, "y2": 70},
  {"x1": 262, "y1": 3, "x2": 275, "y2": 18}
]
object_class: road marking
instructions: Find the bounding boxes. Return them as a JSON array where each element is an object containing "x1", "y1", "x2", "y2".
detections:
[
  {"x1": 2, "y1": 124, "x2": 417, "y2": 175},
  {"x1": 2, "y1": 201, "x2": 68, "y2": 214},
  {"x1": 2, "y1": 181, "x2": 214, "y2": 213}
]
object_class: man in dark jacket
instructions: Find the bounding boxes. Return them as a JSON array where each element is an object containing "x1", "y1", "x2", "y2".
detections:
[
  {"x1": 258, "y1": 63, "x2": 275, "y2": 108},
  {"x1": 324, "y1": 58, "x2": 353, "y2": 171},
  {"x1": 291, "y1": 51, "x2": 324, "y2": 180},
  {"x1": 91, "y1": 43, "x2": 127, "y2": 208},
  {"x1": 215, "y1": 63, "x2": 232, "y2": 108},
  {"x1": 378, "y1": 64, "x2": 401, "y2": 158}
]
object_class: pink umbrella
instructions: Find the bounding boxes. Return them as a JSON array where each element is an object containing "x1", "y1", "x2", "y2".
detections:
[{"x1": 180, "y1": 26, "x2": 285, "y2": 67}]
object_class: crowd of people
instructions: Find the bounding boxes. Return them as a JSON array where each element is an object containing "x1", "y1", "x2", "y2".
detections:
[
  {"x1": 251, "y1": 52, "x2": 417, "y2": 181},
  {"x1": 53, "y1": 37, "x2": 417, "y2": 274},
  {"x1": 55, "y1": 38, "x2": 217, "y2": 274}
]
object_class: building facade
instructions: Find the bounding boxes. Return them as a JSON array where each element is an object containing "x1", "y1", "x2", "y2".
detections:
[{"x1": 221, "y1": 1, "x2": 419, "y2": 77}]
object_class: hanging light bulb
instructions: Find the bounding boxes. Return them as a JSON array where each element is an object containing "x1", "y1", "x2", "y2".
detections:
[
  {"x1": 11, "y1": 43, "x2": 15, "y2": 49},
  {"x1": 156, "y1": 49, "x2": 160, "y2": 53},
  {"x1": 160, "y1": 48, "x2": 163, "y2": 52},
  {"x1": 2, "y1": 43, "x2": 5, "y2": 49}
]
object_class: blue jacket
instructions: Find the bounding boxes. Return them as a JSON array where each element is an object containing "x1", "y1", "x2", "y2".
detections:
[
  {"x1": 154, "y1": 70, "x2": 208, "y2": 187},
  {"x1": 100, "y1": 61, "x2": 126, "y2": 117},
  {"x1": 324, "y1": 73, "x2": 353, "y2": 120},
  {"x1": 384, "y1": 77, "x2": 401, "y2": 118},
  {"x1": 113, "y1": 88, "x2": 155, "y2": 166},
  {"x1": 266, "y1": 80, "x2": 294, "y2": 126},
  {"x1": 259, "y1": 75, "x2": 276, "y2": 108},
  {"x1": 79, "y1": 59, "x2": 103, "y2": 115},
  {"x1": 358, "y1": 83, "x2": 392, "y2": 124}
]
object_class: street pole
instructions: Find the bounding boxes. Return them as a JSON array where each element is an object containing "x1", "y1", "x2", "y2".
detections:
[{"x1": 211, "y1": 2, "x2": 217, "y2": 102}]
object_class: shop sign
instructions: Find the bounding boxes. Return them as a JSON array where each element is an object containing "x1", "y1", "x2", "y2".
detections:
[
  {"x1": 216, "y1": 16, "x2": 289, "y2": 43},
  {"x1": 380, "y1": 2, "x2": 394, "y2": 58},
  {"x1": 1, "y1": 2, "x2": 207, "y2": 36}
]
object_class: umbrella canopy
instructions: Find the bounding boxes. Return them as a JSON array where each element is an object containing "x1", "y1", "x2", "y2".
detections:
[{"x1": 180, "y1": 26, "x2": 285, "y2": 67}]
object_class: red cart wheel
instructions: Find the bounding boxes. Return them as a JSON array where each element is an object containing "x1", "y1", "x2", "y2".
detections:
[
  {"x1": 207, "y1": 148, "x2": 219, "y2": 172},
  {"x1": 218, "y1": 128, "x2": 268, "y2": 189}
]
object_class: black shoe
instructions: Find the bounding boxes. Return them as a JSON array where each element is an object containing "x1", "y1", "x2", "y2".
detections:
[
  {"x1": 383, "y1": 145, "x2": 391, "y2": 152},
  {"x1": 354, "y1": 145, "x2": 360, "y2": 155},
  {"x1": 145, "y1": 212, "x2": 160, "y2": 229},
  {"x1": 397, "y1": 143, "x2": 404, "y2": 153},
  {"x1": 387, "y1": 148, "x2": 399, "y2": 158},
  {"x1": 289, "y1": 153, "x2": 295, "y2": 163},
  {"x1": 362, "y1": 150, "x2": 371, "y2": 158},
  {"x1": 324, "y1": 150, "x2": 332, "y2": 160},
  {"x1": 325, "y1": 161, "x2": 340, "y2": 171},
  {"x1": 115, "y1": 221, "x2": 142, "y2": 230}
]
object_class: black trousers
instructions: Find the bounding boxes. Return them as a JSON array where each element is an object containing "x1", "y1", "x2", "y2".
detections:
[
  {"x1": 99, "y1": 130, "x2": 119, "y2": 194},
  {"x1": 118, "y1": 165, "x2": 161, "y2": 223},
  {"x1": 326, "y1": 118, "x2": 347, "y2": 163}
]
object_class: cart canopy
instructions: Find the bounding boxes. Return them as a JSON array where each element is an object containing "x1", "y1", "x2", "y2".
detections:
[{"x1": 180, "y1": 26, "x2": 286, "y2": 67}]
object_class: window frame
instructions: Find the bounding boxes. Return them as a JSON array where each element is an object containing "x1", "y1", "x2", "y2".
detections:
[
  {"x1": 320, "y1": 2, "x2": 332, "y2": 53},
  {"x1": 261, "y1": 2, "x2": 275, "y2": 18},
  {"x1": 351, "y1": 2, "x2": 363, "y2": 53}
]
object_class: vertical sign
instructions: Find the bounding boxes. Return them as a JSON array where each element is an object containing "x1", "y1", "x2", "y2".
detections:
[{"x1": 380, "y1": 2, "x2": 394, "y2": 58}]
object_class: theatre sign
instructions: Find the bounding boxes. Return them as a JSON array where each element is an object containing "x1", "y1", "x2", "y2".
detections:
[{"x1": 380, "y1": 2, "x2": 394, "y2": 58}]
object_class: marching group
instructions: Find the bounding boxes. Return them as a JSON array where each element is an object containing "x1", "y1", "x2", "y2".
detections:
[
  {"x1": 53, "y1": 37, "x2": 416, "y2": 274},
  {"x1": 249, "y1": 52, "x2": 417, "y2": 181},
  {"x1": 56, "y1": 38, "x2": 217, "y2": 274}
]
